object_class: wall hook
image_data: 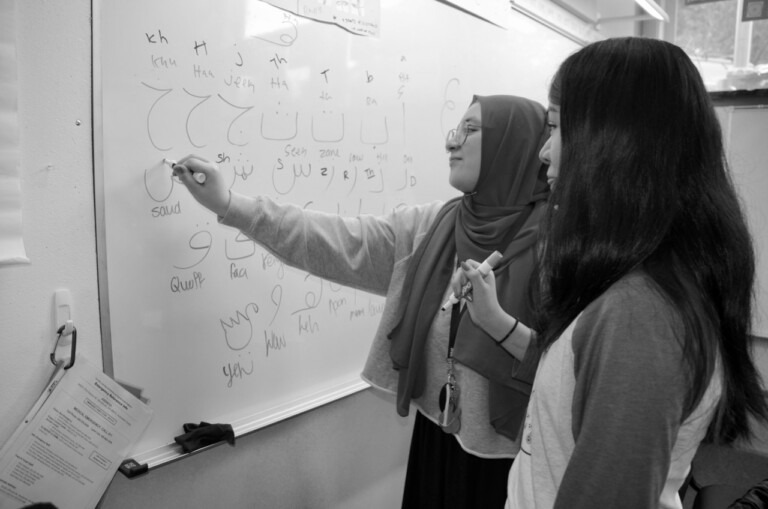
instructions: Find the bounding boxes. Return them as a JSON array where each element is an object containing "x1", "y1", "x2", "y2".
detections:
[{"x1": 51, "y1": 320, "x2": 77, "y2": 369}]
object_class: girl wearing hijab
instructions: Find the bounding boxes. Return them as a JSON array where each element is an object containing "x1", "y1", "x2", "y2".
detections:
[{"x1": 173, "y1": 95, "x2": 550, "y2": 508}]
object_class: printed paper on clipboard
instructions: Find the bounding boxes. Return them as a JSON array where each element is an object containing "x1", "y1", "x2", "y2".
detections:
[{"x1": 0, "y1": 356, "x2": 153, "y2": 509}]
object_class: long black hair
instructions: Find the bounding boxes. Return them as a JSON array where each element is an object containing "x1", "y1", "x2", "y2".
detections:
[{"x1": 534, "y1": 37, "x2": 767, "y2": 443}]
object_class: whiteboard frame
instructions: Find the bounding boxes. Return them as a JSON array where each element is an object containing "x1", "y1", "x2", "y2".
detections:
[{"x1": 93, "y1": 0, "x2": 113, "y2": 377}]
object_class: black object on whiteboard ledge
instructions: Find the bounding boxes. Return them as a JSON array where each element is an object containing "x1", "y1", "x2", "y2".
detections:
[
  {"x1": 119, "y1": 422, "x2": 235, "y2": 478},
  {"x1": 174, "y1": 421, "x2": 236, "y2": 453}
]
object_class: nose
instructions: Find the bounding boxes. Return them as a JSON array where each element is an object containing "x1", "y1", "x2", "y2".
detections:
[
  {"x1": 445, "y1": 130, "x2": 458, "y2": 152},
  {"x1": 539, "y1": 137, "x2": 551, "y2": 165}
]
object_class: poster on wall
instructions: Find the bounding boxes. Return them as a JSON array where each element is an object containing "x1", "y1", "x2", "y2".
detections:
[
  {"x1": 263, "y1": 0, "x2": 381, "y2": 36},
  {"x1": 0, "y1": 0, "x2": 29, "y2": 266}
]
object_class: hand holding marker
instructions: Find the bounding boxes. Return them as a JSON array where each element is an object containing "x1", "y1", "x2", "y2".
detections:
[
  {"x1": 165, "y1": 158, "x2": 206, "y2": 184},
  {"x1": 441, "y1": 251, "x2": 503, "y2": 311},
  {"x1": 166, "y1": 155, "x2": 232, "y2": 218}
]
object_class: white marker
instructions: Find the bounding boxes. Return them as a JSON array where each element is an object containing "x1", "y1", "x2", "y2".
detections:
[
  {"x1": 164, "y1": 158, "x2": 206, "y2": 184},
  {"x1": 441, "y1": 250, "x2": 503, "y2": 311}
]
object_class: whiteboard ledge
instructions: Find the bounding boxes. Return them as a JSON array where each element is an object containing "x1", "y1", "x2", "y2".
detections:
[{"x1": 122, "y1": 379, "x2": 370, "y2": 475}]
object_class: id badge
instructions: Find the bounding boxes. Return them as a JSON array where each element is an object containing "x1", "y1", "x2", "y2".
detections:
[{"x1": 438, "y1": 382, "x2": 461, "y2": 434}]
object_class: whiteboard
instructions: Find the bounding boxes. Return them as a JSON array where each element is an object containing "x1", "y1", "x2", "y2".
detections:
[{"x1": 94, "y1": 0, "x2": 579, "y2": 468}]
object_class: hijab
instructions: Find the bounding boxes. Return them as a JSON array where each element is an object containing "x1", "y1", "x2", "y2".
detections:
[{"x1": 388, "y1": 95, "x2": 550, "y2": 439}]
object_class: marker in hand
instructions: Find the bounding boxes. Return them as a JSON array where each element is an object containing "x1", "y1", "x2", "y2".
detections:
[
  {"x1": 165, "y1": 158, "x2": 206, "y2": 184},
  {"x1": 441, "y1": 250, "x2": 503, "y2": 311}
]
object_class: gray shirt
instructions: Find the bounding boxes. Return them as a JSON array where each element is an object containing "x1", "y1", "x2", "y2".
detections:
[{"x1": 507, "y1": 272, "x2": 722, "y2": 508}]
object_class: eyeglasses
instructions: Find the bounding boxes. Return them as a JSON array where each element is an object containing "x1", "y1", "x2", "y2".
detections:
[{"x1": 446, "y1": 122, "x2": 482, "y2": 148}]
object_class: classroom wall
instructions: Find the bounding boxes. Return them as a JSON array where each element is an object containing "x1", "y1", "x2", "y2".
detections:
[
  {"x1": 1, "y1": 0, "x2": 101, "y2": 443},
  {"x1": 3, "y1": 1, "x2": 767, "y2": 509}
]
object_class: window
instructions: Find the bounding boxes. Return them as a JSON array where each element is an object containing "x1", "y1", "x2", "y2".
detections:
[{"x1": 656, "y1": 0, "x2": 768, "y2": 92}]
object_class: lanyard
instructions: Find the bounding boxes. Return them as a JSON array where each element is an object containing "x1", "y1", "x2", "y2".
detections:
[
  {"x1": 439, "y1": 302, "x2": 463, "y2": 433},
  {"x1": 448, "y1": 302, "x2": 464, "y2": 359}
]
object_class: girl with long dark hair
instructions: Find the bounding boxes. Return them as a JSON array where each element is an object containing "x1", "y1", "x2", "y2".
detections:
[{"x1": 458, "y1": 38, "x2": 768, "y2": 508}]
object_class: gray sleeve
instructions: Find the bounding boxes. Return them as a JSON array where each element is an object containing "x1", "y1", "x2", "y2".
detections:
[
  {"x1": 219, "y1": 193, "x2": 432, "y2": 295},
  {"x1": 554, "y1": 278, "x2": 689, "y2": 509}
]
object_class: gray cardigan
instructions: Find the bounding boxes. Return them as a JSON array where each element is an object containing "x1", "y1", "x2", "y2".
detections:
[{"x1": 220, "y1": 192, "x2": 523, "y2": 458}]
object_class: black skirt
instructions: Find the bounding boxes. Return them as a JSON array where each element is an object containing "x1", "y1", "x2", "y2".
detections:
[{"x1": 401, "y1": 411, "x2": 513, "y2": 509}]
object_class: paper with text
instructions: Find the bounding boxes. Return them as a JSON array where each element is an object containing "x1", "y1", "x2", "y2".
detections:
[
  {"x1": 0, "y1": 357, "x2": 153, "y2": 509},
  {"x1": 262, "y1": 0, "x2": 381, "y2": 37}
]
